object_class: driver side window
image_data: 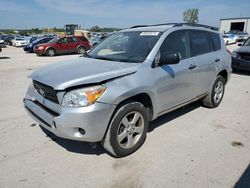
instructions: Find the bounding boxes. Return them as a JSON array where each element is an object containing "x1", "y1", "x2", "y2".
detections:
[{"x1": 160, "y1": 30, "x2": 189, "y2": 60}]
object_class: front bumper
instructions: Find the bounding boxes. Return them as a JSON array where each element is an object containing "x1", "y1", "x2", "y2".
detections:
[
  {"x1": 23, "y1": 83, "x2": 116, "y2": 142},
  {"x1": 34, "y1": 48, "x2": 46, "y2": 55},
  {"x1": 23, "y1": 46, "x2": 33, "y2": 52}
]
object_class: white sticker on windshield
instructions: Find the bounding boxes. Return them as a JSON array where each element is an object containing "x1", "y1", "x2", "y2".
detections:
[{"x1": 140, "y1": 32, "x2": 159, "y2": 36}]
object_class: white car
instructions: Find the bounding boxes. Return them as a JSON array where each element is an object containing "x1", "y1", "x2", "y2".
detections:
[
  {"x1": 0, "y1": 39, "x2": 5, "y2": 47},
  {"x1": 223, "y1": 34, "x2": 238, "y2": 45},
  {"x1": 12, "y1": 38, "x2": 28, "y2": 47}
]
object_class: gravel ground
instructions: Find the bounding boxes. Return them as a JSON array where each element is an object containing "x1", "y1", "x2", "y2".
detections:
[{"x1": 0, "y1": 46, "x2": 249, "y2": 188}]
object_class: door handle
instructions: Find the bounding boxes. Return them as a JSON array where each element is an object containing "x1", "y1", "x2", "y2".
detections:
[
  {"x1": 215, "y1": 58, "x2": 220, "y2": 62},
  {"x1": 189, "y1": 64, "x2": 196, "y2": 70}
]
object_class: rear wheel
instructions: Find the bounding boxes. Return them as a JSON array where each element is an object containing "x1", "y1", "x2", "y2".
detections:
[
  {"x1": 46, "y1": 48, "x2": 56, "y2": 56},
  {"x1": 102, "y1": 102, "x2": 149, "y2": 157},
  {"x1": 202, "y1": 75, "x2": 225, "y2": 108}
]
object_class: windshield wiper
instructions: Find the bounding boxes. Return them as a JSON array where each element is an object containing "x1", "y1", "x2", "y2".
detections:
[
  {"x1": 80, "y1": 53, "x2": 92, "y2": 58},
  {"x1": 94, "y1": 56, "x2": 116, "y2": 61}
]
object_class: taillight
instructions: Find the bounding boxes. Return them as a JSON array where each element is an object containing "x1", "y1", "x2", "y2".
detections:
[{"x1": 226, "y1": 49, "x2": 232, "y2": 55}]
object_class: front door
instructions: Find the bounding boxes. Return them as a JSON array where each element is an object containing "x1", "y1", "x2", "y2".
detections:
[{"x1": 154, "y1": 30, "x2": 197, "y2": 113}]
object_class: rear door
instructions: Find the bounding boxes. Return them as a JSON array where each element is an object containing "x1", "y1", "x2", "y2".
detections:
[
  {"x1": 188, "y1": 30, "x2": 219, "y2": 96},
  {"x1": 67, "y1": 37, "x2": 78, "y2": 53}
]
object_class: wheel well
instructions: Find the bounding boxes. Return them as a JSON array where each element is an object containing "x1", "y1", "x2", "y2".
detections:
[
  {"x1": 217, "y1": 70, "x2": 228, "y2": 84},
  {"x1": 117, "y1": 93, "x2": 153, "y2": 121},
  {"x1": 77, "y1": 45, "x2": 86, "y2": 50},
  {"x1": 46, "y1": 47, "x2": 56, "y2": 52}
]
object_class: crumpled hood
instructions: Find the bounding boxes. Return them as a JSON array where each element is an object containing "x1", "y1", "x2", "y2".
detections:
[
  {"x1": 30, "y1": 57, "x2": 139, "y2": 90},
  {"x1": 236, "y1": 46, "x2": 250, "y2": 53}
]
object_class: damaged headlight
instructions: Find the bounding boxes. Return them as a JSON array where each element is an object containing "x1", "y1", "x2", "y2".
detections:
[{"x1": 61, "y1": 85, "x2": 106, "y2": 107}]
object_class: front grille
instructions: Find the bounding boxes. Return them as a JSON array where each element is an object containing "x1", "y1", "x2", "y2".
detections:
[
  {"x1": 239, "y1": 53, "x2": 250, "y2": 62},
  {"x1": 33, "y1": 100, "x2": 59, "y2": 116},
  {"x1": 33, "y1": 80, "x2": 59, "y2": 104}
]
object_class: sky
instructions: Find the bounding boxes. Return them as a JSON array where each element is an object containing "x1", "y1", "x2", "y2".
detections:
[{"x1": 0, "y1": 0, "x2": 250, "y2": 29}]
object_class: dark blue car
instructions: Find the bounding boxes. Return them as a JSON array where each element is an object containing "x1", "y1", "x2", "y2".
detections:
[{"x1": 23, "y1": 37, "x2": 54, "y2": 53}]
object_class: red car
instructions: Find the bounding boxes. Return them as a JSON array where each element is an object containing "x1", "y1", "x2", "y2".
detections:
[{"x1": 34, "y1": 36, "x2": 91, "y2": 56}]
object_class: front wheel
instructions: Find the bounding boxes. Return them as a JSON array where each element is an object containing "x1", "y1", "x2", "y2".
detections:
[
  {"x1": 46, "y1": 48, "x2": 56, "y2": 56},
  {"x1": 202, "y1": 75, "x2": 225, "y2": 108},
  {"x1": 102, "y1": 102, "x2": 149, "y2": 158},
  {"x1": 77, "y1": 46, "x2": 86, "y2": 54}
]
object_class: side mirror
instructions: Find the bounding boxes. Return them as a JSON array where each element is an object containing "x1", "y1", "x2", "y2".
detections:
[
  {"x1": 238, "y1": 43, "x2": 242, "y2": 46},
  {"x1": 158, "y1": 53, "x2": 180, "y2": 66}
]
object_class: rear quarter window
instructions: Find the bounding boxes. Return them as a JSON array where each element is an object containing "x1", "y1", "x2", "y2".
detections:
[
  {"x1": 78, "y1": 36, "x2": 88, "y2": 42},
  {"x1": 210, "y1": 32, "x2": 221, "y2": 51}
]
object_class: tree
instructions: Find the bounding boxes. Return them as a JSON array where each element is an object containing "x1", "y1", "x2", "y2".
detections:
[
  {"x1": 183, "y1": 8, "x2": 199, "y2": 24},
  {"x1": 89, "y1": 25, "x2": 101, "y2": 32}
]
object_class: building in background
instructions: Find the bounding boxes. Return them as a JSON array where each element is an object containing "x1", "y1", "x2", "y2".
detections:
[{"x1": 219, "y1": 17, "x2": 250, "y2": 34}]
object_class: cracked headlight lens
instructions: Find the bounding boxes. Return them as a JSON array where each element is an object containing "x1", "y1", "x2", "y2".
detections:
[{"x1": 62, "y1": 85, "x2": 106, "y2": 107}]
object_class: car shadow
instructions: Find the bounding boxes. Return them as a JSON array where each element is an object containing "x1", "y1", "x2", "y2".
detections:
[
  {"x1": 39, "y1": 125, "x2": 106, "y2": 156},
  {"x1": 233, "y1": 70, "x2": 250, "y2": 76},
  {"x1": 39, "y1": 101, "x2": 202, "y2": 156},
  {"x1": 0, "y1": 57, "x2": 10, "y2": 59},
  {"x1": 234, "y1": 164, "x2": 250, "y2": 188},
  {"x1": 148, "y1": 101, "x2": 201, "y2": 132}
]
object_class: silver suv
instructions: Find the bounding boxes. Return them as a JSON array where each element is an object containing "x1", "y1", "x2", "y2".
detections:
[{"x1": 24, "y1": 23, "x2": 231, "y2": 157}]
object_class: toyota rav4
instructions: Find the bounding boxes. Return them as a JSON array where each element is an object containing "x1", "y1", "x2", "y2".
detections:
[{"x1": 24, "y1": 23, "x2": 231, "y2": 157}]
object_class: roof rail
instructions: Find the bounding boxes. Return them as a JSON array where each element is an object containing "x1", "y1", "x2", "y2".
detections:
[
  {"x1": 173, "y1": 23, "x2": 217, "y2": 30},
  {"x1": 130, "y1": 23, "x2": 217, "y2": 30},
  {"x1": 130, "y1": 23, "x2": 177, "y2": 29}
]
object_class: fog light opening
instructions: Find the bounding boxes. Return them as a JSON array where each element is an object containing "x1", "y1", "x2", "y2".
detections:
[{"x1": 78, "y1": 128, "x2": 86, "y2": 135}]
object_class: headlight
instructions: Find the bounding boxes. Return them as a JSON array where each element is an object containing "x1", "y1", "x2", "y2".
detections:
[
  {"x1": 232, "y1": 51, "x2": 238, "y2": 58},
  {"x1": 62, "y1": 85, "x2": 106, "y2": 107},
  {"x1": 38, "y1": 46, "x2": 44, "y2": 50}
]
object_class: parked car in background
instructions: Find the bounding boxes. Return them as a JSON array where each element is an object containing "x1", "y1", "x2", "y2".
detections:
[
  {"x1": 223, "y1": 34, "x2": 238, "y2": 45},
  {"x1": 90, "y1": 35, "x2": 108, "y2": 47},
  {"x1": 12, "y1": 37, "x2": 28, "y2": 47},
  {"x1": 23, "y1": 37, "x2": 53, "y2": 53},
  {"x1": 0, "y1": 38, "x2": 6, "y2": 48},
  {"x1": 232, "y1": 37, "x2": 250, "y2": 72},
  {"x1": 24, "y1": 23, "x2": 231, "y2": 157},
  {"x1": 4, "y1": 35, "x2": 14, "y2": 46},
  {"x1": 24, "y1": 36, "x2": 39, "y2": 44},
  {"x1": 236, "y1": 31, "x2": 249, "y2": 42},
  {"x1": 34, "y1": 36, "x2": 91, "y2": 56}
]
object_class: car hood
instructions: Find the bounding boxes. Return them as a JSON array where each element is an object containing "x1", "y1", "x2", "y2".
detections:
[
  {"x1": 30, "y1": 57, "x2": 139, "y2": 90},
  {"x1": 236, "y1": 46, "x2": 250, "y2": 53}
]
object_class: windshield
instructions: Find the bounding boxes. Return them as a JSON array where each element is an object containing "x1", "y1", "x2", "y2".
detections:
[
  {"x1": 88, "y1": 31, "x2": 162, "y2": 63},
  {"x1": 244, "y1": 38, "x2": 250, "y2": 46},
  {"x1": 49, "y1": 37, "x2": 59, "y2": 43}
]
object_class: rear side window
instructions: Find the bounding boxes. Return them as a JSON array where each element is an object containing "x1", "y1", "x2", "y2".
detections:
[
  {"x1": 160, "y1": 30, "x2": 189, "y2": 60},
  {"x1": 78, "y1": 36, "x2": 88, "y2": 42},
  {"x1": 189, "y1": 30, "x2": 213, "y2": 56},
  {"x1": 68, "y1": 37, "x2": 78, "y2": 43},
  {"x1": 210, "y1": 32, "x2": 221, "y2": 51}
]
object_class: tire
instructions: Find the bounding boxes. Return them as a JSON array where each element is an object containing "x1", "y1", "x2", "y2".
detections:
[
  {"x1": 46, "y1": 48, "x2": 56, "y2": 56},
  {"x1": 101, "y1": 102, "x2": 149, "y2": 158},
  {"x1": 202, "y1": 75, "x2": 225, "y2": 108},
  {"x1": 77, "y1": 46, "x2": 86, "y2": 54}
]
